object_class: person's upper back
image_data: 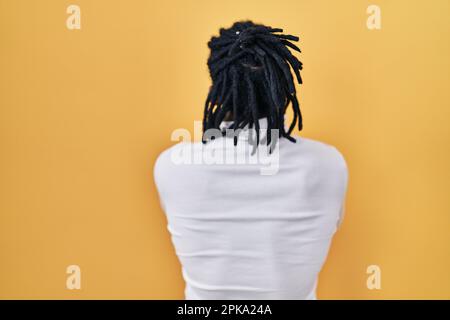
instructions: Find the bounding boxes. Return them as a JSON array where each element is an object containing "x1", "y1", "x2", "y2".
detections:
[{"x1": 154, "y1": 123, "x2": 348, "y2": 299}]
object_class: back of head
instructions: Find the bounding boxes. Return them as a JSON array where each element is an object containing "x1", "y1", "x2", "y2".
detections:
[{"x1": 203, "y1": 20, "x2": 304, "y2": 147}]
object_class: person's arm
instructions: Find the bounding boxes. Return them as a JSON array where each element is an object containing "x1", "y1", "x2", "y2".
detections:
[{"x1": 337, "y1": 200, "x2": 346, "y2": 229}]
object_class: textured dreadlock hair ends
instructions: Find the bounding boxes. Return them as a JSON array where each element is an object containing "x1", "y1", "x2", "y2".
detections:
[{"x1": 202, "y1": 20, "x2": 303, "y2": 148}]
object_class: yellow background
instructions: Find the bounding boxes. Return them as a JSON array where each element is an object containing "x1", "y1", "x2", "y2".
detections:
[{"x1": 1, "y1": 0, "x2": 449, "y2": 299}]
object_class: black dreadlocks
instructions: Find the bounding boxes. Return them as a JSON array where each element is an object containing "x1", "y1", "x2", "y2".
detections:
[{"x1": 202, "y1": 20, "x2": 303, "y2": 147}]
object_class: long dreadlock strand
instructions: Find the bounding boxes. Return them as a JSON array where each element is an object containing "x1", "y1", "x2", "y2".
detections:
[{"x1": 245, "y1": 72, "x2": 260, "y2": 146}]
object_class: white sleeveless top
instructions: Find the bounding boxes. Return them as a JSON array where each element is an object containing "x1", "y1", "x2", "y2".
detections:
[{"x1": 154, "y1": 118, "x2": 348, "y2": 299}]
